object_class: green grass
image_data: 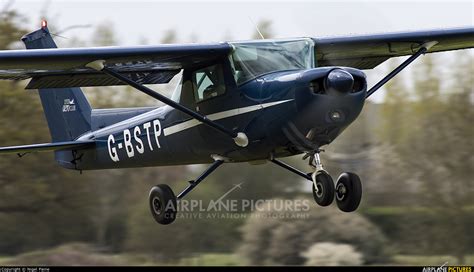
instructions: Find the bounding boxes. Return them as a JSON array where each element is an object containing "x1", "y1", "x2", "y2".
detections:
[
  {"x1": 363, "y1": 206, "x2": 474, "y2": 215},
  {"x1": 0, "y1": 243, "x2": 127, "y2": 266},
  {"x1": 1, "y1": 243, "x2": 472, "y2": 266},
  {"x1": 393, "y1": 255, "x2": 474, "y2": 266},
  {"x1": 0, "y1": 244, "x2": 242, "y2": 266},
  {"x1": 178, "y1": 253, "x2": 243, "y2": 266},
  {"x1": 0, "y1": 257, "x2": 13, "y2": 265}
]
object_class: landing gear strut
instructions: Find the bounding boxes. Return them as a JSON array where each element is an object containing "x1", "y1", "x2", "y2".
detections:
[
  {"x1": 309, "y1": 152, "x2": 334, "y2": 206},
  {"x1": 270, "y1": 151, "x2": 362, "y2": 212},
  {"x1": 148, "y1": 157, "x2": 225, "y2": 225}
]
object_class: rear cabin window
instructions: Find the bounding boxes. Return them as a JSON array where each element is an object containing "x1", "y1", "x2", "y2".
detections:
[{"x1": 192, "y1": 64, "x2": 226, "y2": 103}]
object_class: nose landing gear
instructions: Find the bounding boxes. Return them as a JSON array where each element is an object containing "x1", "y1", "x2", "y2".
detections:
[
  {"x1": 309, "y1": 152, "x2": 334, "y2": 206},
  {"x1": 270, "y1": 151, "x2": 362, "y2": 212},
  {"x1": 311, "y1": 171, "x2": 335, "y2": 206},
  {"x1": 335, "y1": 172, "x2": 362, "y2": 212}
]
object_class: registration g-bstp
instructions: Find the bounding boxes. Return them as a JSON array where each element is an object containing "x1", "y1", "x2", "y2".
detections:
[{"x1": 107, "y1": 119, "x2": 162, "y2": 162}]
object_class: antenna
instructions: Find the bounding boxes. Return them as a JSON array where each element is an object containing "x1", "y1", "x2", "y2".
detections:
[{"x1": 248, "y1": 17, "x2": 265, "y2": 40}]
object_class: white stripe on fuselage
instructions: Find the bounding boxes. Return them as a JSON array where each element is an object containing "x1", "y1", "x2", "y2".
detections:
[{"x1": 163, "y1": 99, "x2": 294, "y2": 136}]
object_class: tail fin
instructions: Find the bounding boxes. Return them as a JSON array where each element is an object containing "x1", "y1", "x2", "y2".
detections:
[{"x1": 21, "y1": 25, "x2": 92, "y2": 142}]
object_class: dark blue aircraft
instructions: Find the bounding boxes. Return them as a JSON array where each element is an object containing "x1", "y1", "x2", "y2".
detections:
[{"x1": 0, "y1": 21, "x2": 473, "y2": 224}]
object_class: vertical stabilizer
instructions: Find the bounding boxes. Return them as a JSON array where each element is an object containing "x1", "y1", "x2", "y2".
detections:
[{"x1": 21, "y1": 23, "x2": 92, "y2": 142}]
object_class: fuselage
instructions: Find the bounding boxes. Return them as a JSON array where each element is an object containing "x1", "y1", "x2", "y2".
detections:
[{"x1": 63, "y1": 39, "x2": 368, "y2": 170}]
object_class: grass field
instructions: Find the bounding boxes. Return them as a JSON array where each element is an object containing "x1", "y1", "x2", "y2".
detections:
[
  {"x1": 0, "y1": 243, "x2": 471, "y2": 266},
  {"x1": 392, "y1": 255, "x2": 474, "y2": 266},
  {"x1": 0, "y1": 244, "x2": 244, "y2": 266}
]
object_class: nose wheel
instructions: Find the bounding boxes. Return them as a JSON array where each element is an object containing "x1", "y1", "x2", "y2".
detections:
[
  {"x1": 309, "y1": 151, "x2": 335, "y2": 207},
  {"x1": 311, "y1": 171, "x2": 335, "y2": 206},
  {"x1": 270, "y1": 151, "x2": 363, "y2": 212},
  {"x1": 335, "y1": 172, "x2": 362, "y2": 212}
]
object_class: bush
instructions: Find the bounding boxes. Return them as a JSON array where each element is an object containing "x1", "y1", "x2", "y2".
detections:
[
  {"x1": 301, "y1": 242, "x2": 363, "y2": 266},
  {"x1": 238, "y1": 199, "x2": 389, "y2": 265},
  {"x1": 1, "y1": 243, "x2": 122, "y2": 266}
]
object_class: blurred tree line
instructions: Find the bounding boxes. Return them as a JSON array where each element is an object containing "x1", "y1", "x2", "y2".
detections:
[
  {"x1": 0, "y1": 6, "x2": 473, "y2": 265},
  {"x1": 324, "y1": 54, "x2": 473, "y2": 263},
  {"x1": 0, "y1": 7, "x2": 287, "y2": 260}
]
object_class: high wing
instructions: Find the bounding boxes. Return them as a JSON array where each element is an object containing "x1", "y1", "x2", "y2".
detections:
[
  {"x1": 0, "y1": 27, "x2": 472, "y2": 88},
  {"x1": 0, "y1": 27, "x2": 231, "y2": 88},
  {"x1": 313, "y1": 27, "x2": 474, "y2": 69},
  {"x1": 0, "y1": 141, "x2": 95, "y2": 155}
]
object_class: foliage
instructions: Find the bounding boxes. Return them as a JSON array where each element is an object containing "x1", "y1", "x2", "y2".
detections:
[
  {"x1": 251, "y1": 19, "x2": 274, "y2": 39},
  {"x1": 238, "y1": 201, "x2": 389, "y2": 265},
  {"x1": 0, "y1": 243, "x2": 243, "y2": 266},
  {"x1": 301, "y1": 242, "x2": 363, "y2": 266},
  {"x1": 0, "y1": 7, "x2": 27, "y2": 49},
  {"x1": 392, "y1": 255, "x2": 474, "y2": 266},
  {"x1": 92, "y1": 21, "x2": 118, "y2": 46},
  {"x1": 328, "y1": 52, "x2": 473, "y2": 263},
  {"x1": 0, "y1": 34, "x2": 99, "y2": 253},
  {"x1": 375, "y1": 53, "x2": 474, "y2": 263},
  {"x1": 365, "y1": 208, "x2": 474, "y2": 256},
  {"x1": 123, "y1": 167, "x2": 245, "y2": 261},
  {"x1": 0, "y1": 243, "x2": 123, "y2": 266},
  {"x1": 161, "y1": 29, "x2": 178, "y2": 44},
  {"x1": 178, "y1": 253, "x2": 243, "y2": 266}
]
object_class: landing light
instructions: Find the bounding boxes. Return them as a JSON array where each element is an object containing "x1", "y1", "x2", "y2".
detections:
[
  {"x1": 41, "y1": 19, "x2": 47, "y2": 29},
  {"x1": 330, "y1": 111, "x2": 342, "y2": 121}
]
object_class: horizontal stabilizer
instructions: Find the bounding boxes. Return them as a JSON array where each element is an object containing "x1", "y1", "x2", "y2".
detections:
[{"x1": 0, "y1": 140, "x2": 95, "y2": 155}]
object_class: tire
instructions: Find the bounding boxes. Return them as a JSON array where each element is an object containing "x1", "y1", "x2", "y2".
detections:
[
  {"x1": 335, "y1": 172, "x2": 362, "y2": 212},
  {"x1": 149, "y1": 184, "x2": 177, "y2": 225},
  {"x1": 312, "y1": 171, "x2": 335, "y2": 206}
]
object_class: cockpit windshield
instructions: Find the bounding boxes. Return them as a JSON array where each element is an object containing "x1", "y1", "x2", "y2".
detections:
[{"x1": 229, "y1": 38, "x2": 314, "y2": 85}]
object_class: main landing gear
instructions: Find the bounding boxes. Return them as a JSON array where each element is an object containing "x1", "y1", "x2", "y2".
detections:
[
  {"x1": 270, "y1": 150, "x2": 362, "y2": 212},
  {"x1": 149, "y1": 151, "x2": 361, "y2": 225},
  {"x1": 148, "y1": 157, "x2": 225, "y2": 225}
]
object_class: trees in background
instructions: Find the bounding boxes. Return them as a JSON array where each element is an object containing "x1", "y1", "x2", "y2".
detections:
[
  {"x1": 405, "y1": 54, "x2": 472, "y2": 263},
  {"x1": 238, "y1": 202, "x2": 389, "y2": 265},
  {"x1": 301, "y1": 242, "x2": 363, "y2": 266},
  {"x1": 0, "y1": 8, "x2": 95, "y2": 254},
  {"x1": 365, "y1": 53, "x2": 474, "y2": 263},
  {"x1": 251, "y1": 19, "x2": 274, "y2": 39},
  {"x1": 0, "y1": 6, "x2": 25, "y2": 49}
]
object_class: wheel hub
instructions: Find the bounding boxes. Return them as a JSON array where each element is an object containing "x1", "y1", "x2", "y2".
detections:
[
  {"x1": 336, "y1": 184, "x2": 347, "y2": 201},
  {"x1": 152, "y1": 197, "x2": 162, "y2": 215},
  {"x1": 315, "y1": 183, "x2": 324, "y2": 198}
]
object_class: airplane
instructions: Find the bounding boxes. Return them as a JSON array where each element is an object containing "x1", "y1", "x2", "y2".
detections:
[{"x1": 0, "y1": 20, "x2": 472, "y2": 224}]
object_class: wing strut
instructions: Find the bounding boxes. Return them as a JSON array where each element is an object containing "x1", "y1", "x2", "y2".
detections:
[
  {"x1": 366, "y1": 41, "x2": 438, "y2": 98},
  {"x1": 85, "y1": 60, "x2": 249, "y2": 147}
]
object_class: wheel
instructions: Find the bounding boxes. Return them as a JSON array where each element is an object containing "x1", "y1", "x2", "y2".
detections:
[
  {"x1": 149, "y1": 184, "x2": 177, "y2": 225},
  {"x1": 335, "y1": 172, "x2": 362, "y2": 212},
  {"x1": 311, "y1": 171, "x2": 335, "y2": 206}
]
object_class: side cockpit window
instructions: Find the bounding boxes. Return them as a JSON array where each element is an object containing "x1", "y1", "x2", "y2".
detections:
[{"x1": 192, "y1": 64, "x2": 226, "y2": 103}]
